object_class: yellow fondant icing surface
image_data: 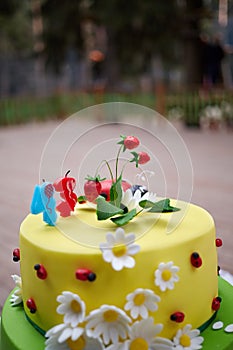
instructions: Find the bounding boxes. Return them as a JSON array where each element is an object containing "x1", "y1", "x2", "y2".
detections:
[{"x1": 19, "y1": 201, "x2": 218, "y2": 339}]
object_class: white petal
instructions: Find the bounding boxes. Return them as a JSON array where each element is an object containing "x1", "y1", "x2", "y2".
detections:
[
  {"x1": 123, "y1": 256, "x2": 135, "y2": 268},
  {"x1": 225, "y1": 324, "x2": 233, "y2": 333},
  {"x1": 139, "y1": 305, "x2": 148, "y2": 319},
  {"x1": 212, "y1": 321, "x2": 224, "y2": 330},
  {"x1": 103, "y1": 250, "x2": 114, "y2": 262},
  {"x1": 131, "y1": 307, "x2": 139, "y2": 319},
  {"x1": 57, "y1": 304, "x2": 68, "y2": 315},
  {"x1": 115, "y1": 228, "x2": 126, "y2": 242},
  {"x1": 106, "y1": 233, "x2": 116, "y2": 245},
  {"x1": 45, "y1": 324, "x2": 66, "y2": 337},
  {"x1": 121, "y1": 190, "x2": 132, "y2": 206},
  {"x1": 124, "y1": 301, "x2": 133, "y2": 311},
  {"x1": 58, "y1": 327, "x2": 73, "y2": 343},
  {"x1": 127, "y1": 244, "x2": 140, "y2": 255},
  {"x1": 71, "y1": 327, "x2": 84, "y2": 340},
  {"x1": 92, "y1": 323, "x2": 104, "y2": 338},
  {"x1": 109, "y1": 325, "x2": 119, "y2": 343},
  {"x1": 124, "y1": 233, "x2": 136, "y2": 245},
  {"x1": 102, "y1": 326, "x2": 111, "y2": 344},
  {"x1": 112, "y1": 257, "x2": 124, "y2": 271}
]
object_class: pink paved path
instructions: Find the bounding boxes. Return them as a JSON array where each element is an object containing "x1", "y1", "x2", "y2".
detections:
[{"x1": 0, "y1": 117, "x2": 233, "y2": 309}]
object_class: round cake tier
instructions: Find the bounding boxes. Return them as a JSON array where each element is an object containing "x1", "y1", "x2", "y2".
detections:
[
  {"x1": 19, "y1": 201, "x2": 218, "y2": 339},
  {"x1": 2, "y1": 279, "x2": 233, "y2": 350}
]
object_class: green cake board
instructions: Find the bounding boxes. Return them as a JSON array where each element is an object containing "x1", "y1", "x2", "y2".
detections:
[{"x1": 1, "y1": 277, "x2": 233, "y2": 350}]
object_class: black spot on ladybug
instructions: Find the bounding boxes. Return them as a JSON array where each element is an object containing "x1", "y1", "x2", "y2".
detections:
[
  {"x1": 26, "y1": 298, "x2": 37, "y2": 313},
  {"x1": 87, "y1": 273, "x2": 96, "y2": 282},
  {"x1": 34, "y1": 264, "x2": 47, "y2": 279},
  {"x1": 76, "y1": 268, "x2": 96, "y2": 282}
]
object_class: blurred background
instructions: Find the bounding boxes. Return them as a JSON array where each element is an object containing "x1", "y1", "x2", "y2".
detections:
[
  {"x1": 0, "y1": 0, "x2": 233, "y2": 310},
  {"x1": 1, "y1": 0, "x2": 233, "y2": 127}
]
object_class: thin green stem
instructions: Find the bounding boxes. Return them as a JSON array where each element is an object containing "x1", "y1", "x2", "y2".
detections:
[
  {"x1": 115, "y1": 145, "x2": 123, "y2": 180},
  {"x1": 94, "y1": 159, "x2": 114, "y2": 182},
  {"x1": 105, "y1": 160, "x2": 114, "y2": 182}
]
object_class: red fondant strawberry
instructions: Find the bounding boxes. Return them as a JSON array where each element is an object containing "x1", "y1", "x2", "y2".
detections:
[
  {"x1": 138, "y1": 151, "x2": 150, "y2": 164},
  {"x1": 130, "y1": 151, "x2": 150, "y2": 167},
  {"x1": 84, "y1": 175, "x2": 104, "y2": 202},
  {"x1": 118, "y1": 135, "x2": 140, "y2": 151},
  {"x1": 124, "y1": 136, "x2": 140, "y2": 150}
]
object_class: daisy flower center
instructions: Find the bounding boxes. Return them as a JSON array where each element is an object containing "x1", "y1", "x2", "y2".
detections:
[
  {"x1": 70, "y1": 300, "x2": 82, "y2": 313},
  {"x1": 66, "y1": 336, "x2": 85, "y2": 350},
  {"x1": 133, "y1": 293, "x2": 146, "y2": 306},
  {"x1": 180, "y1": 334, "x2": 191, "y2": 347},
  {"x1": 103, "y1": 309, "x2": 119, "y2": 322},
  {"x1": 112, "y1": 244, "x2": 127, "y2": 257},
  {"x1": 130, "y1": 337, "x2": 149, "y2": 350},
  {"x1": 161, "y1": 269, "x2": 172, "y2": 281}
]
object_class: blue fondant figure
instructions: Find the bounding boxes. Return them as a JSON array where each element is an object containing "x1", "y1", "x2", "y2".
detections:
[{"x1": 30, "y1": 182, "x2": 57, "y2": 226}]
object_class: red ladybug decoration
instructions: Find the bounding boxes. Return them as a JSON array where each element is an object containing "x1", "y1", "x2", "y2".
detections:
[
  {"x1": 34, "y1": 264, "x2": 47, "y2": 280},
  {"x1": 13, "y1": 248, "x2": 20, "y2": 262},
  {"x1": 26, "y1": 298, "x2": 37, "y2": 313},
  {"x1": 170, "y1": 311, "x2": 185, "y2": 323},
  {"x1": 191, "y1": 252, "x2": 202, "y2": 268},
  {"x1": 216, "y1": 238, "x2": 223, "y2": 247},
  {"x1": 212, "y1": 296, "x2": 222, "y2": 311},
  {"x1": 75, "y1": 268, "x2": 96, "y2": 282}
]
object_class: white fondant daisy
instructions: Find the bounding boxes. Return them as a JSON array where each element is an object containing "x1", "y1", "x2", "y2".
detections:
[
  {"x1": 10, "y1": 275, "x2": 22, "y2": 305},
  {"x1": 99, "y1": 228, "x2": 140, "y2": 271},
  {"x1": 57, "y1": 291, "x2": 85, "y2": 327},
  {"x1": 154, "y1": 261, "x2": 179, "y2": 292},
  {"x1": 125, "y1": 317, "x2": 164, "y2": 350},
  {"x1": 85, "y1": 304, "x2": 131, "y2": 345},
  {"x1": 173, "y1": 324, "x2": 204, "y2": 350},
  {"x1": 121, "y1": 189, "x2": 157, "y2": 213},
  {"x1": 124, "y1": 288, "x2": 160, "y2": 319},
  {"x1": 45, "y1": 323, "x2": 104, "y2": 350}
]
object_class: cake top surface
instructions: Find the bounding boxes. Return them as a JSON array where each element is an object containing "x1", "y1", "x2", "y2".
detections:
[{"x1": 22, "y1": 200, "x2": 214, "y2": 252}]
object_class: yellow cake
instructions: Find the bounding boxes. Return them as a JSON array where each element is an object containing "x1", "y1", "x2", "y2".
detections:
[{"x1": 19, "y1": 200, "x2": 218, "y2": 342}]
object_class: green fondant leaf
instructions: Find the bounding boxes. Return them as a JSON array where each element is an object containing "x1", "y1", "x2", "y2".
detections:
[
  {"x1": 96, "y1": 196, "x2": 123, "y2": 220},
  {"x1": 139, "y1": 199, "x2": 155, "y2": 209},
  {"x1": 111, "y1": 209, "x2": 137, "y2": 226},
  {"x1": 110, "y1": 175, "x2": 123, "y2": 207},
  {"x1": 148, "y1": 199, "x2": 180, "y2": 213}
]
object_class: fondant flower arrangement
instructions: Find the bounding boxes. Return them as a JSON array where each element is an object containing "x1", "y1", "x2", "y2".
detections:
[
  {"x1": 78, "y1": 135, "x2": 180, "y2": 226},
  {"x1": 45, "y1": 289, "x2": 204, "y2": 350}
]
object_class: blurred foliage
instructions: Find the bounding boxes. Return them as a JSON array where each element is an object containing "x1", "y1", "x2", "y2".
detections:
[
  {"x1": 90, "y1": 0, "x2": 183, "y2": 75},
  {"x1": 1, "y1": 90, "x2": 233, "y2": 128},
  {"x1": 0, "y1": 0, "x2": 33, "y2": 56},
  {"x1": 0, "y1": 0, "x2": 217, "y2": 86},
  {"x1": 41, "y1": 0, "x2": 84, "y2": 73}
]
